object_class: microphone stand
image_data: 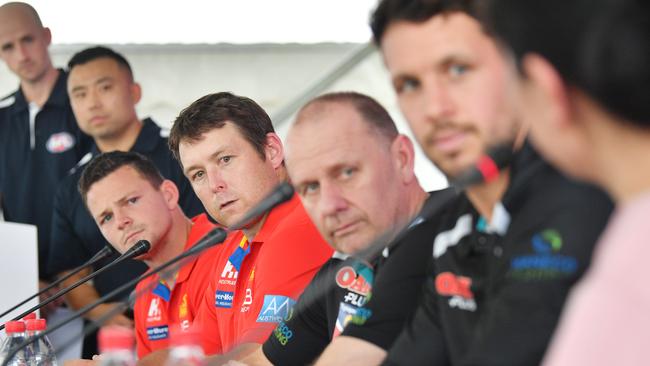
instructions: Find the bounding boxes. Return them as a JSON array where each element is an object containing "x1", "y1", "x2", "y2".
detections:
[
  {"x1": 1, "y1": 182, "x2": 296, "y2": 365},
  {"x1": 0, "y1": 246, "x2": 114, "y2": 320},
  {"x1": 0, "y1": 240, "x2": 150, "y2": 331}
]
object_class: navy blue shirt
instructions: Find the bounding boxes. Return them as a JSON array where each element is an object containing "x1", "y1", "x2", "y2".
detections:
[
  {"x1": 47, "y1": 118, "x2": 204, "y2": 299},
  {"x1": 0, "y1": 70, "x2": 92, "y2": 279}
]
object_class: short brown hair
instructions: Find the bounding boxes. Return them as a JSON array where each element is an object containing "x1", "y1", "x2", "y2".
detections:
[
  {"x1": 79, "y1": 151, "x2": 164, "y2": 204},
  {"x1": 169, "y1": 92, "x2": 275, "y2": 162}
]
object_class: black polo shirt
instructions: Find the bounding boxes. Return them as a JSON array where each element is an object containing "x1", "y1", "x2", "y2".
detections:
[
  {"x1": 384, "y1": 144, "x2": 613, "y2": 366},
  {"x1": 262, "y1": 192, "x2": 445, "y2": 365},
  {"x1": 0, "y1": 70, "x2": 92, "y2": 279},
  {"x1": 46, "y1": 118, "x2": 204, "y2": 299}
]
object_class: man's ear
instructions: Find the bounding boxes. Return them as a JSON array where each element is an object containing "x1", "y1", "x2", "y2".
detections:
[
  {"x1": 130, "y1": 82, "x2": 142, "y2": 105},
  {"x1": 42, "y1": 27, "x2": 52, "y2": 46},
  {"x1": 160, "y1": 180, "x2": 180, "y2": 210},
  {"x1": 522, "y1": 53, "x2": 573, "y2": 129},
  {"x1": 391, "y1": 134, "x2": 417, "y2": 184},
  {"x1": 264, "y1": 132, "x2": 285, "y2": 169}
]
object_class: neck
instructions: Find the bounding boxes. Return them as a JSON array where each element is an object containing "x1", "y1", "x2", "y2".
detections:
[
  {"x1": 465, "y1": 170, "x2": 510, "y2": 220},
  {"x1": 590, "y1": 120, "x2": 650, "y2": 204},
  {"x1": 96, "y1": 118, "x2": 143, "y2": 152},
  {"x1": 145, "y1": 210, "x2": 192, "y2": 270},
  {"x1": 242, "y1": 212, "x2": 269, "y2": 241},
  {"x1": 21, "y1": 67, "x2": 59, "y2": 107}
]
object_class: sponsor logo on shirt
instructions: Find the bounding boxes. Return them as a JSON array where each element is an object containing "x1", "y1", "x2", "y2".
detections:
[
  {"x1": 332, "y1": 302, "x2": 372, "y2": 338},
  {"x1": 219, "y1": 261, "x2": 238, "y2": 286},
  {"x1": 509, "y1": 229, "x2": 578, "y2": 280},
  {"x1": 335, "y1": 266, "x2": 371, "y2": 296},
  {"x1": 215, "y1": 290, "x2": 234, "y2": 308},
  {"x1": 435, "y1": 272, "x2": 477, "y2": 312},
  {"x1": 46, "y1": 132, "x2": 75, "y2": 154},
  {"x1": 147, "y1": 298, "x2": 162, "y2": 322},
  {"x1": 146, "y1": 325, "x2": 169, "y2": 341},
  {"x1": 273, "y1": 321, "x2": 294, "y2": 346},
  {"x1": 179, "y1": 293, "x2": 188, "y2": 318},
  {"x1": 256, "y1": 295, "x2": 296, "y2": 323}
]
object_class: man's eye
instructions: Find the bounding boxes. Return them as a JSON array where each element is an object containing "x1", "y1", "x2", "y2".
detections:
[
  {"x1": 219, "y1": 156, "x2": 233, "y2": 164},
  {"x1": 302, "y1": 182, "x2": 319, "y2": 196},
  {"x1": 191, "y1": 171, "x2": 205, "y2": 182},
  {"x1": 100, "y1": 214, "x2": 113, "y2": 225},
  {"x1": 395, "y1": 78, "x2": 419, "y2": 94},
  {"x1": 341, "y1": 167, "x2": 355, "y2": 179},
  {"x1": 127, "y1": 197, "x2": 138, "y2": 204},
  {"x1": 449, "y1": 64, "x2": 469, "y2": 78}
]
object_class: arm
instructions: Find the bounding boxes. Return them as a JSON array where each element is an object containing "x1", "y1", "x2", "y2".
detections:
[
  {"x1": 231, "y1": 346, "x2": 272, "y2": 366},
  {"x1": 315, "y1": 336, "x2": 385, "y2": 366}
]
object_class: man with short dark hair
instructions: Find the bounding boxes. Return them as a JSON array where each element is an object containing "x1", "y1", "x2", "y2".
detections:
[
  {"x1": 46, "y1": 46, "x2": 203, "y2": 356},
  {"x1": 314, "y1": 0, "x2": 612, "y2": 365},
  {"x1": 151, "y1": 92, "x2": 332, "y2": 364},
  {"x1": 75, "y1": 151, "x2": 220, "y2": 360},
  {"x1": 0, "y1": 2, "x2": 91, "y2": 293}
]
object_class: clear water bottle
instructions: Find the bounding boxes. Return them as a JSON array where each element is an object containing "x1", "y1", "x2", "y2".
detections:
[
  {"x1": 25, "y1": 319, "x2": 57, "y2": 366},
  {"x1": 164, "y1": 327, "x2": 204, "y2": 366},
  {"x1": 97, "y1": 326, "x2": 135, "y2": 366},
  {"x1": 0, "y1": 321, "x2": 28, "y2": 366}
]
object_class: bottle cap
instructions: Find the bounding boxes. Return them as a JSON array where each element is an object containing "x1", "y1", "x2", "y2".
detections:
[
  {"x1": 22, "y1": 313, "x2": 37, "y2": 321},
  {"x1": 25, "y1": 318, "x2": 47, "y2": 331},
  {"x1": 5, "y1": 320, "x2": 26, "y2": 333},
  {"x1": 99, "y1": 326, "x2": 134, "y2": 352}
]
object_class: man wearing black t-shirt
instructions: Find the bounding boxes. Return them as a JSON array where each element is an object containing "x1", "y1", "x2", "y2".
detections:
[
  {"x1": 233, "y1": 92, "x2": 437, "y2": 366},
  {"x1": 313, "y1": 1, "x2": 612, "y2": 365}
]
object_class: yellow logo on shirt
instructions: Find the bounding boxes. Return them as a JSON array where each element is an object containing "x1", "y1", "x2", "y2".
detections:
[{"x1": 179, "y1": 293, "x2": 188, "y2": 318}]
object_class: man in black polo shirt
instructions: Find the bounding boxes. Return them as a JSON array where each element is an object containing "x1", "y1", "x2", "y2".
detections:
[
  {"x1": 230, "y1": 92, "x2": 440, "y2": 366},
  {"x1": 324, "y1": 1, "x2": 611, "y2": 365},
  {"x1": 0, "y1": 2, "x2": 92, "y2": 296},
  {"x1": 46, "y1": 46, "x2": 203, "y2": 354}
]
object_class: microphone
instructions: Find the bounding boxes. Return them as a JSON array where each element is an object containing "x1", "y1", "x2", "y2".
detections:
[
  {"x1": 229, "y1": 182, "x2": 295, "y2": 230},
  {"x1": 0, "y1": 245, "x2": 115, "y2": 320},
  {"x1": 0, "y1": 184, "x2": 295, "y2": 364},
  {"x1": 450, "y1": 143, "x2": 514, "y2": 191},
  {"x1": 1, "y1": 229, "x2": 227, "y2": 366},
  {"x1": 0, "y1": 240, "x2": 151, "y2": 331},
  {"x1": 357, "y1": 143, "x2": 515, "y2": 263}
]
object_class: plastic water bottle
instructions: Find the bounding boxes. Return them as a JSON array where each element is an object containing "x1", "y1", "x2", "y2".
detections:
[
  {"x1": 25, "y1": 319, "x2": 57, "y2": 366},
  {"x1": 97, "y1": 326, "x2": 135, "y2": 366},
  {"x1": 164, "y1": 327, "x2": 204, "y2": 366},
  {"x1": 0, "y1": 321, "x2": 28, "y2": 366}
]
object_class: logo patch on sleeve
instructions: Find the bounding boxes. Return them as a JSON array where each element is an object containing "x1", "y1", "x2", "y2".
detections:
[
  {"x1": 146, "y1": 325, "x2": 169, "y2": 341},
  {"x1": 256, "y1": 295, "x2": 296, "y2": 323},
  {"x1": 215, "y1": 290, "x2": 234, "y2": 308}
]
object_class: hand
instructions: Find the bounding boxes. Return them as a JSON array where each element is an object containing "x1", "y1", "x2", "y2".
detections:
[
  {"x1": 224, "y1": 361, "x2": 248, "y2": 366},
  {"x1": 38, "y1": 280, "x2": 64, "y2": 319}
]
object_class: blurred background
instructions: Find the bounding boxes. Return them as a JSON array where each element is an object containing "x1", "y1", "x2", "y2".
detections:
[{"x1": 0, "y1": 0, "x2": 447, "y2": 191}]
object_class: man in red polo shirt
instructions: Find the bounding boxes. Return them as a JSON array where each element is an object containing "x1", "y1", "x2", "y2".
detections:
[
  {"x1": 76, "y1": 151, "x2": 221, "y2": 359},
  {"x1": 165, "y1": 92, "x2": 333, "y2": 363}
]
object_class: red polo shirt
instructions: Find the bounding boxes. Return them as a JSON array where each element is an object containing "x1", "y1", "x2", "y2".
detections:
[
  {"x1": 195, "y1": 194, "x2": 332, "y2": 354},
  {"x1": 134, "y1": 214, "x2": 221, "y2": 358}
]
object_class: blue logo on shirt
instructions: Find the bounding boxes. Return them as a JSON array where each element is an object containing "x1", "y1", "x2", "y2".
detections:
[
  {"x1": 146, "y1": 325, "x2": 169, "y2": 341},
  {"x1": 510, "y1": 229, "x2": 578, "y2": 280},
  {"x1": 256, "y1": 295, "x2": 296, "y2": 323},
  {"x1": 215, "y1": 290, "x2": 234, "y2": 308}
]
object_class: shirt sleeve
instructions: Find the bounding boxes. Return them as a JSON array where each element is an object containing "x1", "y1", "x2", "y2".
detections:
[
  {"x1": 342, "y1": 221, "x2": 435, "y2": 350},
  {"x1": 262, "y1": 262, "x2": 335, "y2": 366},
  {"x1": 47, "y1": 177, "x2": 92, "y2": 276}
]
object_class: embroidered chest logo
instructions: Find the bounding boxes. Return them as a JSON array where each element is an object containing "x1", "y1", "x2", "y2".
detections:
[
  {"x1": 46, "y1": 132, "x2": 75, "y2": 154},
  {"x1": 509, "y1": 229, "x2": 578, "y2": 280},
  {"x1": 241, "y1": 268, "x2": 255, "y2": 313},
  {"x1": 435, "y1": 272, "x2": 477, "y2": 312},
  {"x1": 335, "y1": 266, "x2": 372, "y2": 297}
]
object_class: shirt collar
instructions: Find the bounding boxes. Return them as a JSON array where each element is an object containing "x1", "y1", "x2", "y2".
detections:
[{"x1": 12, "y1": 68, "x2": 69, "y2": 113}]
